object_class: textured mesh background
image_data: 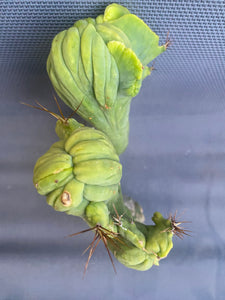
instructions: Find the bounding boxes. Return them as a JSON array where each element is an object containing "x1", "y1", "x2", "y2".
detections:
[
  {"x1": 1, "y1": 1, "x2": 225, "y2": 300},
  {"x1": 1, "y1": 0, "x2": 225, "y2": 113}
]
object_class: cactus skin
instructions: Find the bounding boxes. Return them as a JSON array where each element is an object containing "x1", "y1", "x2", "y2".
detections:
[
  {"x1": 33, "y1": 119, "x2": 174, "y2": 271},
  {"x1": 47, "y1": 3, "x2": 167, "y2": 154}
]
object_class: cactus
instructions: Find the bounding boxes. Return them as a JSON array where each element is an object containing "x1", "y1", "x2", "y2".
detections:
[
  {"x1": 47, "y1": 3, "x2": 169, "y2": 154},
  {"x1": 28, "y1": 3, "x2": 189, "y2": 274}
]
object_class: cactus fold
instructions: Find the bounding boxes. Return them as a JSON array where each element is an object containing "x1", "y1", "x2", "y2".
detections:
[
  {"x1": 47, "y1": 3, "x2": 167, "y2": 154},
  {"x1": 33, "y1": 119, "x2": 122, "y2": 217}
]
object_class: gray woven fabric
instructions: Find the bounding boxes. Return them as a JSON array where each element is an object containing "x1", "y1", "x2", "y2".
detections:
[
  {"x1": 1, "y1": 0, "x2": 225, "y2": 113},
  {"x1": 1, "y1": 1, "x2": 225, "y2": 299}
]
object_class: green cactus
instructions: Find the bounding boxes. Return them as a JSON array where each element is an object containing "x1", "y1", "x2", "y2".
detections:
[
  {"x1": 47, "y1": 3, "x2": 169, "y2": 154},
  {"x1": 29, "y1": 3, "x2": 188, "y2": 274}
]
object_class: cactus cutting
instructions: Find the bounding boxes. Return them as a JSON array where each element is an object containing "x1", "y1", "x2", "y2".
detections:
[
  {"x1": 28, "y1": 3, "x2": 189, "y2": 274},
  {"x1": 46, "y1": 3, "x2": 170, "y2": 154}
]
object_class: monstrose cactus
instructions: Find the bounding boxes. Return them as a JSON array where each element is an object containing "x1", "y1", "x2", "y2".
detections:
[
  {"x1": 31, "y1": 3, "x2": 188, "y2": 273},
  {"x1": 47, "y1": 3, "x2": 169, "y2": 154}
]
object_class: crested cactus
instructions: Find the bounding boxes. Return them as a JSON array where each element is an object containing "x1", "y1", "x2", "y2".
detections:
[
  {"x1": 47, "y1": 3, "x2": 169, "y2": 154},
  {"x1": 28, "y1": 3, "x2": 188, "y2": 274}
]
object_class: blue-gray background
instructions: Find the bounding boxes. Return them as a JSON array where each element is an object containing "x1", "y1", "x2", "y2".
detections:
[{"x1": 1, "y1": 1, "x2": 225, "y2": 299}]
